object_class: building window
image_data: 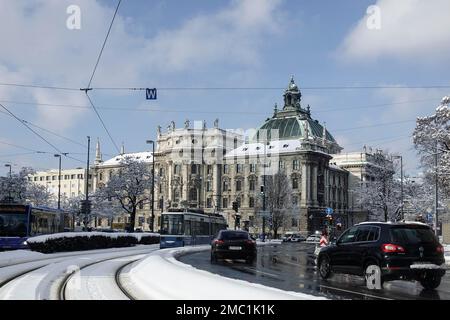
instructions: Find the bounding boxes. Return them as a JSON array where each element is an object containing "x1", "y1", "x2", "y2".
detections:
[
  {"x1": 293, "y1": 160, "x2": 299, "y2": 170},
  {"x1": 292, "y1": 196, "x2": 298, "y2": 206},
  {"x1": 46, "y1": 176, "x2": 50, "y2": 181},
  {"x1": 207, "y1": 165, "x2": 212, "y2": 174},
  {"x1": 249, "y1": 197, "x2": 255, "y2": 208},
  {"x1": 139, "y1": 202, "x2": 144, "y2": 210},
  {"x1": 249, "y1": 163, "x2": 256, "y2": 173},
  {"x1": 159, "y1": 168, "x2": 164, "y2": 176},
  {"x1": 99, "y1": 173, "x2": 103, "y2": 181},
  {"x1": 77, "y1": 174, "x2": 83, "y2": 179},
  {"x1": 236, "y1": 180, "x2": 242, "y2": 191},
  {"x1": 206, "y1": 198, "x2": 212, "y2": 208},
  {"x1": 249, "y1": 180, "x2": 255, "y2": 191},
  {"x1": 174, "y1": 164, "x2": 181, "y2": 175},
  {"x1": 223, "y1": 180, "x2": 229, "y2": 191},
  {"x1": 223, "y1": 164, "x2": 229, "y2": 174},
  {"x1": 292, "y1": 177, "x2": 298, "y2": 189},
  {"x1": 39, "y1": 177, "x2": 43, "y2": 181},
  {"x1": 236, "y1": 164, "x2": 243, "y2": 174},
  {"x1": 191, "y1": 164, "x2": 197, "y2": 174},
  {"x1": 206, "y1": 181, "x2": 212, "y2": 192},
  {"x1": 159, "y1": 184, "x2": 162, "y2": 193},
  {"x1": 222, "y1": 198, "x2": 228, "y2": 208},
  {"x1": 291, "y1": 218, "x2": 298, "y2": 227},
  {"x1": 34, "y1": 177, "x2": 38, "y2": 181},
  {"x1": 279, "y1": 161, "x2": 285, "y2": 170}
]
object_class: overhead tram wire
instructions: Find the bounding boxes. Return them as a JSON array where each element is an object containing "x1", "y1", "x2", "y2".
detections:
[
  {"x1": 0, "y1": 96, "x2": 440, "y2": 115},
  {"x1": 0, "y1": 109, "x2": 89, "y2": 149},
  {"x1": 0, "y1": 102, "x2": 84, "y2": 164},
  {"x1": 89, "y1": 85, "x2": 450, "y2": 91},
  {"x1": 81, "y1": 0, "x2": 122, "y2": 154}
]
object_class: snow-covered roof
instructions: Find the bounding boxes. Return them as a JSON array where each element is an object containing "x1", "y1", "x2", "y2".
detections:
[
  {"x1": 98, "y1": 152, "x2": 153, "y2": 167},
  {"x1": 224, "y1": 139, "x2": 331, "y2": 158}
]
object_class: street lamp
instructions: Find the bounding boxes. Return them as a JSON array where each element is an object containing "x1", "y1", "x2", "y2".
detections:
[
  {"x1": 393, "y1": 155, "x2": 403, "y2": 221},
  {"x1": 4, "y1": 164, "x2": 12, "y2": 200},
  {"x1": 146, "y1": 140, "x2": 155, "y2": 232},
  {"x1": 54, "y1": 154, "x2": 61, "y2": 209}
]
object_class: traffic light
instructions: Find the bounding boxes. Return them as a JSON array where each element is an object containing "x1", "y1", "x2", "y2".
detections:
[
  {"x1": 260, "y1": 185, "x2": 264, "y2": 193},
  {"x1": 80, "y1": 200, "x2": 92, "y2": 215},
  {"x1": 232, "y1": 201, "x2": 239, "y2": 212}
]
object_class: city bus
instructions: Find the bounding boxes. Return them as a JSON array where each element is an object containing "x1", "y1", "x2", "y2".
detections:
[
  {"x1": 0, "y1": 203, "x2": 72, "y2": 250},
  {"x1": 159, "y1": 209, "x2": 228, "y2": 249}
]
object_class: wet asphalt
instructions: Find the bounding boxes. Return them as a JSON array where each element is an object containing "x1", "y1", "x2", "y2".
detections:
[{"x1": 178, "y1": 242, "x2": 450, "y2": 300}]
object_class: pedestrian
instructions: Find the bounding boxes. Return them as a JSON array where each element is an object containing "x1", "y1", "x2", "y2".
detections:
[{"x1": 319, "y1": 230, "x2": 329, "y2": 247}]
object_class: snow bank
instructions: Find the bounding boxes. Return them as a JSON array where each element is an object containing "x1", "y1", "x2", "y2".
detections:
[
  {"x1": 123, "y1": 245, "x2": 326, "y2": 300},
  {"x1": 0, "y1": 250, "x2": 45, "y2": 267},
  {"x1": 26, "y1": 232, "x2": 160, "y2": 243}
]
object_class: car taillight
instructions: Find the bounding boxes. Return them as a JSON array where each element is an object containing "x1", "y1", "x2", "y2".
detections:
[
  {"x1": 214, "y1": 239, "x2": 224, "y2": 245},
  {"x1": 437, "y1": 245, "x2": 444, "y2": 254},
  {"x1": 381, "y1": 243, "x2": 405, "y2": 253}
]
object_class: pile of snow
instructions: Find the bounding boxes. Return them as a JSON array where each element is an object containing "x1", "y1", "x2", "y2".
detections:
[
  {"x1": 122, "y1": 245, "x2": 326, "y2": 300},
  {"x1": 0, "y1": 250, "x2": 44, "y2": 267},
  {"x1": 27, "y1": 232, "x2": 159, "y2": 244}
]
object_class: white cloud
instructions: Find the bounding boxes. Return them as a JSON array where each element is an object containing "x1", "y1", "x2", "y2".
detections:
[
  {"x1": 0, "y1": 0, "x2": 285, "y2": 133},
  {"x1": 338, "y1": 0, "x2": 450, "y2": 62}
]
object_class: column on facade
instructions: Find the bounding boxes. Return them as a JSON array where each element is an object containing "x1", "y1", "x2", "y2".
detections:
[
  {"x1": 301, "y1": 162, "x2": 310, "y2": 206},
  {"x1": 312, "y1": 164, "x2": 318, "y2": 206},
  {"x1": 182, "y1": 163, "x2": 189, "y2": 201}
]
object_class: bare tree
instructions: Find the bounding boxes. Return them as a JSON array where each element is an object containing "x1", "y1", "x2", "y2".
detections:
[
  {"x1": 257, "y1": 172, "x2": 293, "y2": 238},
  {"x1": 413, "y1": 96, "x2": 450, "y2": 196},
  {"x1": 355, "y1": 152, "x2": 402, "y2": 222},
  {"x1": 1, "y1": 167, "x2": 52, "y2": 205},
  {"x1": 93, "y1": 157, "x2": 153, "y2": 232}
]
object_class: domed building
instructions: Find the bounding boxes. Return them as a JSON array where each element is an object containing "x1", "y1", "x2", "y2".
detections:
[{"x1": 223, "y1": 76, "x2": 348, "y2": 235}]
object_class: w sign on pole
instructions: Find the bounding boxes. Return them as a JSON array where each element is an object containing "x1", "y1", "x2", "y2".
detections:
[{"x1": 146, "y1": 88, "x2": 157, "y2": 100}]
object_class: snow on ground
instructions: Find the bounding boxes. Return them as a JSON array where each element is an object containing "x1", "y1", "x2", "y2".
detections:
[
  {"x1": 0, "y1": 245, "x2": 158, "y2": 300},
  {"x1": 0, "y1": 245, "x2": 153, "y2": 268},
  {"x1": 26, "y1": 232, "x2": 159, "y2": 243},
  {"x1": 121, "y1": 245, "x2": 326, "y2": 300},
  {"x1": 0, "y1": 250, "x2": 45, "y2": 267}
]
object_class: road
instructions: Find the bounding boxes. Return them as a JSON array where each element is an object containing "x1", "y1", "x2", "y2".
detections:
[
  {"x1": 179, "y1": 242, "x2": 450, "y2": 300},
  {"x1": 0, "y1": 245, "x2": 158, "y2": 300}
]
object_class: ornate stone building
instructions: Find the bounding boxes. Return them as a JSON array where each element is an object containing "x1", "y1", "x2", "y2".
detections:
[{"x1": 91, "y1": 77, "x2": 350, "y2": 235}]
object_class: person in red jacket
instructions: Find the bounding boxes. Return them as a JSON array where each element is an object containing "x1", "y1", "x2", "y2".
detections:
[{"x1": 319, "y1": 230, "x2": 329, "y2": 247}]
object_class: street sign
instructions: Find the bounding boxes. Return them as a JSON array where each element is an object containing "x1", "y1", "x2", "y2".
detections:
[
  {"x1": 257, "y1": 211, "x2": 271, "y2": 218},
  {"x1": 325, "y1": 207, "x2": 333, "y2": 215},
  {"x1": 146, "y1": 88, "x2": 157, "y2": 100}
]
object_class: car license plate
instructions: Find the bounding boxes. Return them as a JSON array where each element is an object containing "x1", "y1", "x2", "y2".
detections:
[
  {"x1": 229, "y1": 246, "x2": 241, "y2": 250},
  {"x1": 410, "y1": 262, "x2": 440, "y2": 269}
]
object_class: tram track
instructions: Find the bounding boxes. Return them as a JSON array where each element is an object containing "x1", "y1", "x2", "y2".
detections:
[{"x1": 58, "y1": 252, "x2": 147, "y2": 300}]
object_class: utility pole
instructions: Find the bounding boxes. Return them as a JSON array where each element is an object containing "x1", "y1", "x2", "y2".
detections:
[
  {"x1": 85, "y1": 136, "x2": 91, "y2": 228},
  {"x1": 393, "y1": 155, "x2": 404, "y2": 220},
  {"x1": 54, "y1": 154, "x2": 62, "y2": 210},
  {"x1": 262, "y1": 138, "x2": 267, "y2": 242}
]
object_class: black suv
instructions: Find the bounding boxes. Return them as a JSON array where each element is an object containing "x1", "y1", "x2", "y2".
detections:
[
  {"x1": 211, "y1": 230, "x2": 257, "y2": 264},
  {"x1": 317, "y1": 222, "x2": 446, "y2": 290}
]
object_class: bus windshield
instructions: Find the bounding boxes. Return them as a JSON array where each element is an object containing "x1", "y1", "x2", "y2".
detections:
[
  {"x1": 161, "y1": 214, "x2": 184, "y2": 235},
  {"x1": 0, "y1": 210, "x2": 28, "y2": 237}
]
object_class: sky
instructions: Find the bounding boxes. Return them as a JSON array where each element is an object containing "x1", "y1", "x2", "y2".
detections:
[{"x1": 0, "y1": 0, "x2": 449, "y2": 176}]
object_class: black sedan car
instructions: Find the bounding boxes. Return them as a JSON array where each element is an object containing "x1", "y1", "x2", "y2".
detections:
[
  {"x1": 317, "y1": 222, "x2": 446, "y2": 290},
  {"x1": 211, "y1": 230, "x2": 257, "y2": 264}
]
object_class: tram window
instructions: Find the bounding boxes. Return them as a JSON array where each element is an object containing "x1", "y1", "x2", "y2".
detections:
[{"x1": 185, "y1": 220, "x2": 191, "y2": 235}]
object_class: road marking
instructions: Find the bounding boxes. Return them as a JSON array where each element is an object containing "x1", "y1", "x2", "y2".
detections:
[{"x1": 319, "y1": 284, "x2": 393, "y2": 300}]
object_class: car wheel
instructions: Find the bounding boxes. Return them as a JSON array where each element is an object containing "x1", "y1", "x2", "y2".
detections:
[
  {"x1": 365, "y1": 264, "x2": 383, "y2": 290},
  {"x1": 419, "y1": 273, "x2": 442, "y2": 290},
  {"x1": 318, "y1": 256, "x2": 331, "y2": 279},
  {"x1": 210, "y1": 252, "x2": 217, "y2": 264}
]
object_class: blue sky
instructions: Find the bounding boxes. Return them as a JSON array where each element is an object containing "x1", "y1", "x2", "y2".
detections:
[{"x1": 1, "y1": 0, "x2": 449, "y2": 176}]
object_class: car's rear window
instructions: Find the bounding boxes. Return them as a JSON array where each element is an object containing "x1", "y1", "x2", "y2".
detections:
[
  {"x1": 390, "y1": 226, "x2": 437, "y2": 244},
  {"x1": 220, "y1": 232, "x2": 249, "y2": 240}
]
